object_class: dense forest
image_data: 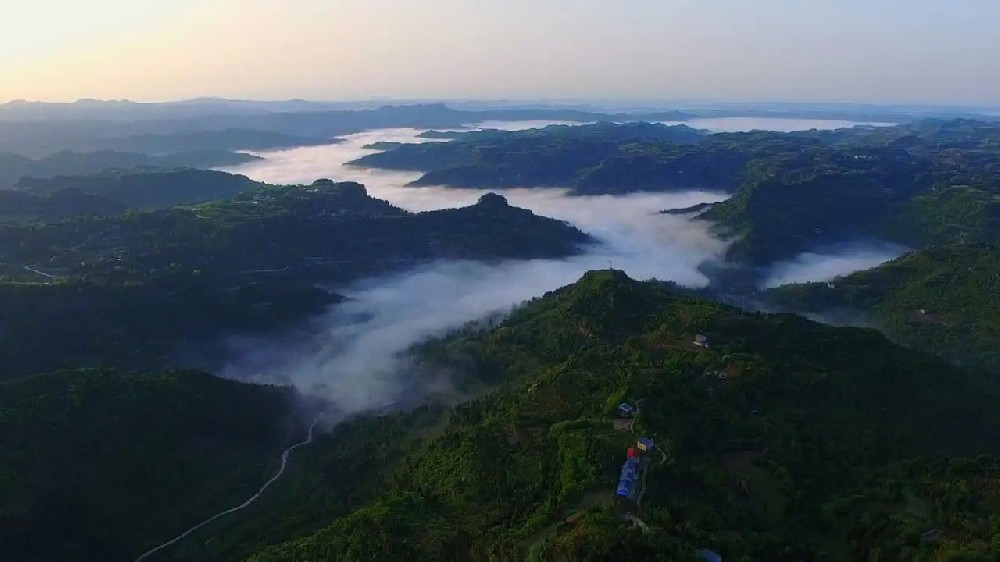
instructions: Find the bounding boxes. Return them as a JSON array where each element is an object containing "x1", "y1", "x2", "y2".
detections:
[
  {"x1": 0, "y1": 178, "x2": 591, "y2": 286},
  {"x1": 0, "y1": 369, "x2": 304, "y2": 561},
  {"x1": 2, "y1": 106, "x2": 1000, "y2": 561},
  {"x1": 9, "y1": 270, "x2": 1000, "y2": 560},
  {"x1": 0, "y1": 150, "x2": 260, "y2": 188},
  {"x1": 349, "y1": 122, "x2": 725, "y2": 193},
  {"x1": 353, "y1": 119, "x2": 1000, "y2": 267},
  {"x1": 11, "y1": 168, "x2": 261, "y2": 215},
  {"x1": 0, "y1": 177, "x2": 591, "y2": 379},
  {"x1": 179, "y1": 270, "x2": 1000, "y2": 561},
  {"x1": 766, "y1": 244, "x2": 1000, "y2": 372}
]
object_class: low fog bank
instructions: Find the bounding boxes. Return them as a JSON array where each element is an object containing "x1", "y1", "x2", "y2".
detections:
[
  {"x1": 219, "y1": 122, "x2": 900, "y2": 424},
  {"x1": 220, "y1": 186, "x2": 729, "y2": 418},
  {"x1": 761, "y1": 242, "x2": 908, "y2": 289},
  {"x1": 800, "y1": 308, "x2": 880, "y2": 330}
]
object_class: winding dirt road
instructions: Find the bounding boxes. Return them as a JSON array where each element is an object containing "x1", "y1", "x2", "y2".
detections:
[{"x1": 135, "y1": 414, "x2": 322, "y2": 561}]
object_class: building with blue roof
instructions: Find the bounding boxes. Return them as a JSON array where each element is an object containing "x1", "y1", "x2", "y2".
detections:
[
  {"x1": 615, "y1": 480, "x2": 633, "y2": 498},
  {"x1": 620, "y1": 457, "x2": 639, "y2": 480},
  {"x1": 698, "y1": 549, "x2": 723, "y2": 562}
]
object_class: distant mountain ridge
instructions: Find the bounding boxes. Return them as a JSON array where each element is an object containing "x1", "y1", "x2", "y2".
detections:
[
  {"x1": 15, "y1": 168, "x2": 261, "y2": 211},
  {"x1": 0, "y1": 149, "x2": 259, "y2": 188}
]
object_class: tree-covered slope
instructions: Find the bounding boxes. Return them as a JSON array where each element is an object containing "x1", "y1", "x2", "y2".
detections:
[
  {"x1": 246, "y1": 270, "x2": 1000, "y2": 561},
  {"x1": 15, "y1": 168, "x2": 262, "y2": 210},
  {"x1": 766, "y1": 244, "x2": 1000, "y2": 372},
  {"x1": 0, "y1": 369, "x2": 302, "y2": 562},
  {"x1": 0, "y1": 180, "x2": 591, "y2": 287},
  {"x1": 348, "y1": 122, "x2": 735, "y2": 194},
  {"x1": 352, "y1": 118, "x2": 1000, "y2": 266},
  {"x1": 0, "y1": 188, "x2": 126, "y2": 222},
  {"x1": 0, "y1": 281, "x2": 339, "y2": 380},
  {"x1": 825, "y1": 457, "x2": 1000, "y2": 561},
  {"x1": 701, "y1": 120, "x2": 1000, "y2": 266},
  {"x1": 0, "y1": 181, "x2": 591, "y2": 379},
  {"x1": 0, "y1": 150, "x2": 259, "y2": 188}
]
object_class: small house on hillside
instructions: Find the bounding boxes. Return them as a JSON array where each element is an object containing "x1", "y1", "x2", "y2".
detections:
[
  {"x1": 693, "y1": 334, "x2": 710, "y2": 348},
  {"x1": 617, "y1": 402, "x2": 636, "y2": 417}
]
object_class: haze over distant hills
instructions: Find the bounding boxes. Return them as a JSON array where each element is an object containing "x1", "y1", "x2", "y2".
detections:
[{"x1": 3, "y1": 96, "x2": 998, "y2": 122}]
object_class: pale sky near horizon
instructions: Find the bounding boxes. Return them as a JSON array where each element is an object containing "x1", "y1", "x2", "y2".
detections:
[{"x1": 1, "y1": 0, "x2": 998, "y2": 105}]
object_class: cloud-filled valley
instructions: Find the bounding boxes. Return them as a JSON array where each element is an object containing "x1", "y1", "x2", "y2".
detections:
[{"x1": 218, "y1": 122, "x2": 909, "y2": 416}]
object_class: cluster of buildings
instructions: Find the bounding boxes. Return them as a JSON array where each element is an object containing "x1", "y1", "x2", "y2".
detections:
[{"x1": 615, "y1": 437, "x2": 655, "y2": 500}]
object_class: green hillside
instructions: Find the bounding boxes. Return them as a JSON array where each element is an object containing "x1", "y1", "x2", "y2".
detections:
[
  {"x1": 702, "y1": 119, "x2": 1000, "y2": 266},
  {"x1": 766, "y1": 244, "x2": 1000, "y2": 372},
  {"x1": 235, "y1": 270, "x2": 1000, "y2": 561},
  {"x1": 0, "y1": 180, "x2": 591, "y2": 287},
  {"x1": 3, "y1": 271, "x2": 998, "y2": 561},
  {"x1": 15, "y1": 168, "x2": 262, "y2": 211},
  {"x1": 351, "y1": 119, "x2": 1000, "y2": 267},
  {"x1": 0, "y1": 150, "x2": 259, "y2": 188},
  {"x1": 0, "y1": 369, "x2": 301, "y2": 562},
  {"x1": 0, "y1": 181, "x2": 590, "y2": 379}
]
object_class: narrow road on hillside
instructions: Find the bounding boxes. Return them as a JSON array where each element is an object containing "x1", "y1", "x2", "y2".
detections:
[
  {"x1": 135, "y1": 414, "x2": 322, "y2": 561},
  {"x1": 22, "y1": 264, "x2": 61, "y2": 280}
]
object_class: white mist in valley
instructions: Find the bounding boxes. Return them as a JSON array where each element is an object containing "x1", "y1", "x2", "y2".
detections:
[
  {"x1": 220, "y1": 124, "x2": 902, "y2": 418},
  {"x1": 761, "y1": 242, "x2": 908, "y2": 289},
  {"x1": 220, "y1": 189, "x2": 729, "y2": 415},
  {"x1": 220, "y1": 125, "x2": 731, "y2": 414}
]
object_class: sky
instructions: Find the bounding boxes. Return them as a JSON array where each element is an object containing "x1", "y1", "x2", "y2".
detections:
[{"x1": 1, "y1": 0, "x2": 998, "y2": 105}]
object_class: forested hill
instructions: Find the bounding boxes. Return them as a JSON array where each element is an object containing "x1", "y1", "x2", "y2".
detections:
[
  {"x1": 700, "y1": 119, "x2": 1000, "y2": 265},
  {"x1": 202, "y1": 270, "x2": 999, "y2": 561},
  {"x1": 348, "y1": 122, "x2": 735, "y2": 193},
  {"x1": 0, "y1": 188, "x2": 126, "y2": 222},
  {"x1": 0, "y1": 149, "x2": 259, "y2": 188},
  {"x1": 0, "y1": 180, "x2": 592, "y2": 379},
  {"x1": 0, "y1": 179, "x2": 592, "y2": 287},
  {"x1": 766, "y1": 244, "x2": 1000, "y2": 372},
  {"x1": 4, "y1": 271, "x2": 999, "y2": 561},
  {"x1": 350, "y1": 119, "x2": 1000, "y2": 267},
  {"x1": 11, "y1": 168, "x2": 261, "y2": 216},
  {"x1": 0, "y1": 369, "x2": 304, "y2": 562}
]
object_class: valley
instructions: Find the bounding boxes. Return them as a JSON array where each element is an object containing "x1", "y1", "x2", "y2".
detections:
[
  {"x1": 5, "y1": 2, "x2": 1000, "y2": 560},
  {"x1": 1, "y1": 109, "x2": 999, "y2": 561}
]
